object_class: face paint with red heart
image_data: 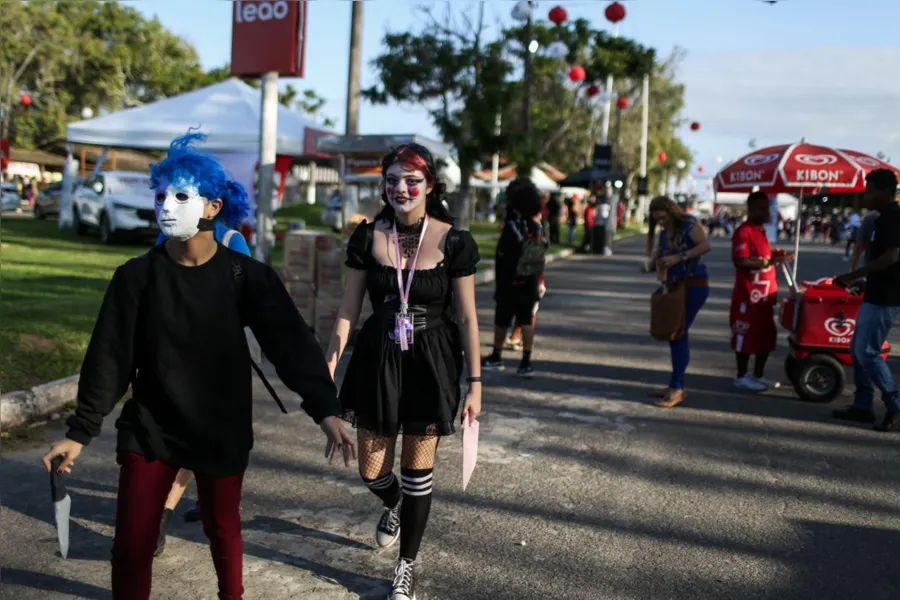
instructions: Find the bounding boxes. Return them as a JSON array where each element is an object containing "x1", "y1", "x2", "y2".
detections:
[{"x1": 385, "y1": 163, "x2": 432, "y2": 216}]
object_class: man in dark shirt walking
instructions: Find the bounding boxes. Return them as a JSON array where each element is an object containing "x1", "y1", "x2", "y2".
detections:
[
  {"x1": 41, "y1": 132, "x2": 356, "y2": 599},
  {"x1": 834, "y1": 169, "x2": 900, "y2": 432}
]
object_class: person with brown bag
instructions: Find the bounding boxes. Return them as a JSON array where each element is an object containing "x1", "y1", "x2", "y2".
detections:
[{"x1": 645, "y1": 196, "x2": 712, "y2": 407}]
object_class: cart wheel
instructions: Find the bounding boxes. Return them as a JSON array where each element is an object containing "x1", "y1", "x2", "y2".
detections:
[
  {"x1": 791, "y1": 354, "x2": 845, "y2": 403},
  {"x1": 784, "y1": 355, "x2": 798, "y2": 382}
]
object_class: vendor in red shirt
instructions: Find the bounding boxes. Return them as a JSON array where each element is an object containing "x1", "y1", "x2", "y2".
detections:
[
  {"x1": 581, "y1": 197, "x2": 596, "y2": 251},
  {"x1": 730, "y1": 191, "x2": 792, "y2": 391}
]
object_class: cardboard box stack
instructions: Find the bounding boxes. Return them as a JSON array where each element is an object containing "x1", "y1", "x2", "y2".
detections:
[
  {"x1": 282, "y1": 231, "x2": 342, "y2": 345},
  {"x1": 281, "y1": 228, "x2": 375, "y2": 347}
]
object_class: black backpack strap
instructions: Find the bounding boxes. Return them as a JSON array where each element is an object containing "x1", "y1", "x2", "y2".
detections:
[{"x1": 231, "y1": 257, "x2": 288, "y2": 415}]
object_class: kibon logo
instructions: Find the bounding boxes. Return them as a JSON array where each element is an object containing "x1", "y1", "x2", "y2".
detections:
[
  {"x1": 825, "y1": 317, "x2": 855, "y2": 343},
  {"x1": 854, "y1": 156, "x2": 881, "y2": 167},
  {"x1": 795, "y1": 154, "x2": 838, "y2": 167},
  {"x1": 743, "y1": 153, "x2": 780, "y2": 167},
  {"x1": 235, "y1": 0, "x2": 289, "y2": 23}
]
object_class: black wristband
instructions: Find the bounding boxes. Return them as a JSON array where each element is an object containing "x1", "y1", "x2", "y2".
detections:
[{"x1": 466, "y1": 376, "x2": 482, "y2": 384}]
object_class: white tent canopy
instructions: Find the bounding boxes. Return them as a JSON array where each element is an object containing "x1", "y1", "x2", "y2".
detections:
[
  {"x1": 471, "y1": 166, "x2": 559, "y2": 192},
  {"x1": 66, "y1": 78, "x2": 329, "y2": 155}
]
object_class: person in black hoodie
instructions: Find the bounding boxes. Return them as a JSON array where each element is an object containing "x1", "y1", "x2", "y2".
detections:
[
  {"x1": 546, "y1": 192, "x2": 562, "y2": 245},
  {"x1": 482, "y1": 178, "x2": 548, "y2": 378},
  {"x1": 40, "y1": 132, "x2": 355, "y2": 600}
]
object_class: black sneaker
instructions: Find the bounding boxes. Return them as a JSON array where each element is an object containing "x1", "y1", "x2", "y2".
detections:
[
  {"x1": 389, "y1": 558, "x2": 416, "y2": 600},
  {"x1": 517, "y1": 364, "x2": 535, "y2": 379},
  {"x1": 482, "y1": 356, "x2": 504, "y2": 371},
  {"x1": 155, "y1": 508, "x2": 173, "y2": 557},
  {"x1": 183, "y1": 502, "x2": 202, "y2": 523},
  {"x1": 832, "y1": 406, "x2": 876, "y2": 424},
  {"x1": 375, "y1": 501, "x2": 401, "y2": 548},
  {"x1": 875, "y1": 411, "x2": 900, "y2": 432}
]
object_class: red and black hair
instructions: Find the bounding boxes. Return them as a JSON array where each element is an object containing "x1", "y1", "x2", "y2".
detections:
[{"x1": 376, "y1": 143, "x2": 454, "y2": 224}]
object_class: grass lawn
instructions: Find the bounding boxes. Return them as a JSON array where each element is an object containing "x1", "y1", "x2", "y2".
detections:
[{"x1": 0, "y1": 217, "x2": 150, "y2": 392}]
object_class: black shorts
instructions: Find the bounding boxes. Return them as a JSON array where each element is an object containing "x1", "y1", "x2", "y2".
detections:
[{"x1": 494, "y1": 291, "x2": 539, "y2": 328}]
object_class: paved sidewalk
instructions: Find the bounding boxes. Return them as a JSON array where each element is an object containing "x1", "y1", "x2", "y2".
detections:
[{"x1": 2, "y1": 235, "x2": 899, "y2": 600}]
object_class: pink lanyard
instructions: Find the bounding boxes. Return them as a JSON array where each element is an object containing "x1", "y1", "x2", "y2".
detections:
[{"x1": 392, "y1": 215, "x2": 429, "y2": 313}]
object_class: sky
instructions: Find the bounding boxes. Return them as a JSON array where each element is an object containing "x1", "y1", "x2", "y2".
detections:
[{"x1": 129, "y1": 0, "x2": 900, "y2": 181}]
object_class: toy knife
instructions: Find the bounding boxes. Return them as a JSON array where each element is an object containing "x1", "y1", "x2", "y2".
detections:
[{"x1": 50, "y1": 456, "x2": 71, "y2": 559}]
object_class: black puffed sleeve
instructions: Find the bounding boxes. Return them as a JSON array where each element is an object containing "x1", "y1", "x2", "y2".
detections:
[
  {"x1": 447, "y1": 229, "x2": 480, "y2": 278},
  {"x1": 345, "y1": 220, "x2": 372, "y2": 270}
]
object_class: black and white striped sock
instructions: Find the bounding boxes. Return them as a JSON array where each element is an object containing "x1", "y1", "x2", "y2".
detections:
[
  {"x1": 362, "y1": 472, "x2": 401, "y2": 509},
  {"x1": 399, "y1": 468, "x2": 434, "y2": 560}
]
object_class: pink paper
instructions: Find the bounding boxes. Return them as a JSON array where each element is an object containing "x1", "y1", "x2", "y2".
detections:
[{"x1": 462, "y1": 417, "x2": 479, "y2": 491}]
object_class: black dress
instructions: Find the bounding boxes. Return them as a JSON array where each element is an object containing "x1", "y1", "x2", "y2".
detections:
[{"x1": 340, "y1": 219, "x2": 480, "y2": 437}]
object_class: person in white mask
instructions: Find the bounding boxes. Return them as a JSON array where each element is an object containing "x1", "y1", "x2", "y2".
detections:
[{"x1": 41, "y1": 131, "x2": 356, "y2": 600}]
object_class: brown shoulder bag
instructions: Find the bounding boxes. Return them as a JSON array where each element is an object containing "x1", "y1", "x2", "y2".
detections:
[{"x1": 650, "y1": 280, "x2": 687, "y2": 342}]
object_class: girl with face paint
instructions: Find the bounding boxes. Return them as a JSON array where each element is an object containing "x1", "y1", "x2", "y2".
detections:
[
  {"x1": 324, "y1": 144, "x2": 482, "y2": 600},
  {"x1": 41, "y1": 132, "x2": 357, "y2": 600}
]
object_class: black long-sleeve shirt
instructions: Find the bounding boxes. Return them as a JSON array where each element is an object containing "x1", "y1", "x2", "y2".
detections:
[{"x1": 65, "y1": 245, "x2": 340, "y2": 476}]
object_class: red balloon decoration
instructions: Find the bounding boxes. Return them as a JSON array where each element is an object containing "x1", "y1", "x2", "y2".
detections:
[
  {"x1": 20, "y1": 94, "x2": 32, "y2": 106},
  {"x1": 616, "y1": 97, "x2": 629, "y2": 110},
  {"x1": 690, "y1": 121, "x2": 701, "y2": 131},
  {"x1": 586, "y1": 85, "x2": 600, "y2": 97},
  {"x1": 548, "y1": 6, "x2": 567, "y2": 26},
  {"x1": 568, "y1": 66, "x2": 586, "y2": 83},
  {"x1": 697, "y1": 165, "x2": 705, "y2": 174},
  {"x1": 657, "y1": 151, "x2": 668, "y2": 164},
  {"x1": 605, "y1": 2, "x2": 627, "y2": 24}
]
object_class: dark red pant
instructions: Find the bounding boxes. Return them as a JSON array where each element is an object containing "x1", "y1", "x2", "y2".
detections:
[{"x1": 111, "y1": 452, "x2": 244, "y2": 600}]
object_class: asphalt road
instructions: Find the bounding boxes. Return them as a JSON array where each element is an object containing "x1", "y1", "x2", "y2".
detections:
[{"x1": 2, "y1": 233, "x2": 899, "y2": 600}]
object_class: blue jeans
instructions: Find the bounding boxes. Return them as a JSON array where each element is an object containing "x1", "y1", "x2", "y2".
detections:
[
  {"x1": 851, "y1": 302, "x2": 900, "y2": 413},
  {"x1": 669, "y1": 285, "x2": 710, "y2": 390}
]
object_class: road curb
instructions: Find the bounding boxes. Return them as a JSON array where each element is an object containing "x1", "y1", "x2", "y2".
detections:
[
  {"x1": 1, "y1": 375, "x2": 79, "y2": 429},
  {"x1": 1, "y1": 244, "x2": 592, "y2": 428}
]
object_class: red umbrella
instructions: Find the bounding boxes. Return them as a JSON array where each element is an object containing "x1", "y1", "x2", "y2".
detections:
[
  {"x1": 716, "y1": 142, "x2": 900, "y2": 281},
  {"x1": 715, "y1": 142, "x2": 900, "y2": 194}
]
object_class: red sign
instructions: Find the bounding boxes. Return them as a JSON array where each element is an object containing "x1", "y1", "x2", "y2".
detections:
[{"x1": 231, "y1": 0, "x2": 308, "y2": 77}]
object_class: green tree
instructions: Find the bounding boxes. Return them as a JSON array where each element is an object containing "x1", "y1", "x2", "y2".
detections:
[
  {"x1": 608, "y1": 49, "x2": 693, "y2": 213},
  {"x1": 0, "y1": 0, "x2": 229, "y2": 149},
  {"x1": 502, "y1": 18, "x2": 656, "y2": 174},
  {"x1": 362, "y1": 4, "x2": 514, "y2": 228}
]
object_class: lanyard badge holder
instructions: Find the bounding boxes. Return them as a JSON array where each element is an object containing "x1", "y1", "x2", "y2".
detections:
[{"x1": 393, "y1": 216, "x2": 429, "y2": 351}]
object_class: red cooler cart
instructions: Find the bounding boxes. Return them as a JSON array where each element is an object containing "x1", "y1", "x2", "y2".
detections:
[{"x1": 779, "y1": 263, "x2": 890, "y2": 402}]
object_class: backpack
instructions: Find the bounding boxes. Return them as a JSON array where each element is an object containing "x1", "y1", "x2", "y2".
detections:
[{"x1": 511, "y1": 220, "x2": 547, "y2": 278}]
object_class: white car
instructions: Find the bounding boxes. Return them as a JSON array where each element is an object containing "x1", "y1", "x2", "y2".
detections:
[{"x1": 72, "y1": 171, "x2": 157, "y2": 244}]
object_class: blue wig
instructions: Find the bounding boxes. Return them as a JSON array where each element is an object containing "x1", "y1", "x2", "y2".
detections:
[{"x1": 149, "y1": 131, "x2": 250, "y2": 229}]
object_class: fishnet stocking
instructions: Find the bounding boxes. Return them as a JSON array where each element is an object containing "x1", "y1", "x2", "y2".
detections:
[
  {"x1": 357, "y1": 430, "x2": 441, "y2": 477},
  {"x1": 357, "y1": 429, "x2": 397, "y2": 480},
  {"x1": 401, "y1": 434, "x2": 440, "y2": 470}
]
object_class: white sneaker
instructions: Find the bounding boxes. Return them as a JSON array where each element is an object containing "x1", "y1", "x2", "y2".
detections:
[
  {"x1": 752, "y1": 376, "x2": 781, "y2": 389},
  {"x1": 388, "y1": 558, "x2": 416, "y2": 600},
  {"x1": 734, "y1": 375, "x2": 767, "y2": 392}
]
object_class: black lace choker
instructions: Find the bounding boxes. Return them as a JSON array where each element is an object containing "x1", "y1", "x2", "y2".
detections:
[{"x1": 395, "y1": 217, "x2": 425, "y2": 258}]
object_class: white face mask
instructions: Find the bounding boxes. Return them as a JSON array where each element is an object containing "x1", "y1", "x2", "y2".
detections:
[{"x1": 155, "y1": 182, "x2": 206, "y2": 241}]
